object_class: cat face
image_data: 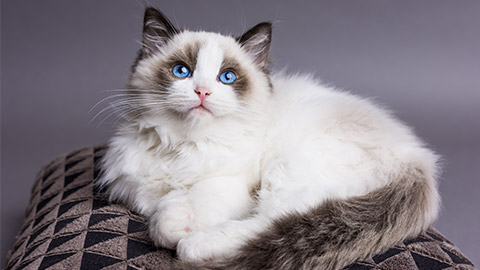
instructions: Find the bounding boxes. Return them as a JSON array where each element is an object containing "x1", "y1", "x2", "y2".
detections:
[{"x1": 126, "y1": 8, "x2": 272, "y2": 128}]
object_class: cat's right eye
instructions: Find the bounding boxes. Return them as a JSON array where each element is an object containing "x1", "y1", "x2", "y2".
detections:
[
  {"x1": 218, "y1": 70, "x2": 237, "y2": 84},
  {"x1": 172, "y1": 64, "x2": 191, "y2": 78}
]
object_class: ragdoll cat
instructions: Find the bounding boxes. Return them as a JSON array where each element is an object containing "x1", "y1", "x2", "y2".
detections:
[{"x1": 98, "y1": 7, "x2": 440, "y2": 270}]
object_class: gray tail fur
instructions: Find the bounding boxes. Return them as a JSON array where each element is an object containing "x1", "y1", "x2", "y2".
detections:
[{"x1": 175, "y1": 167, "x2": 438, "y2": 270}]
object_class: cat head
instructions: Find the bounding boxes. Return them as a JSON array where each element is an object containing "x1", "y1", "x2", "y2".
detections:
[{"x1": 125, "y1": 7, "x2": 272, "y2": 130}]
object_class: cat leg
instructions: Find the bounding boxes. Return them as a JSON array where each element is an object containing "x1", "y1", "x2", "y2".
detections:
[
  {"x1": 148, "y1": 189, "x2": 193, "y2": 249},
  {"x1": 176, "y1": 153, "x2": 325, "y2": 262},
  {"x1": 176, "y1": 186, "x2": 305, "y2": 262},
  {"x1": 149, "y1": 175, "x2": 252, "y2": 249},
  {"x1": 176, "y1": 215, "x2": 269, "y2": 262}
]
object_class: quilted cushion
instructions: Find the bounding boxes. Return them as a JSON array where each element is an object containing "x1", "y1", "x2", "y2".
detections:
[{"x1": 4, "y1": 146, "x2": 476, "y2": 270}]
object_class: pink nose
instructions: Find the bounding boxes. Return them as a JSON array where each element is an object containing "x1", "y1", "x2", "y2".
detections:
[{"x1": 194, "y1": 87, "x2": 211, "y2": 103}]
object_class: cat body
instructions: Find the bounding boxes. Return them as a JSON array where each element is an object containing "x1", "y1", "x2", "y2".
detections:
[{"x1": 99, "y1": 8, "x2": 440, "y2": 269}]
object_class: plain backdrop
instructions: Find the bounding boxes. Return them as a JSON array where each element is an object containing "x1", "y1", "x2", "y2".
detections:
[{"x1": 2, "y1": 0, "x2": 479, "y2": 267}]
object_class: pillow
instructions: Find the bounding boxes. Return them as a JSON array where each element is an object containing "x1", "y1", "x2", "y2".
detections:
[{"x1": 5, "y1": 146, "x2": 476, "y2": 270}]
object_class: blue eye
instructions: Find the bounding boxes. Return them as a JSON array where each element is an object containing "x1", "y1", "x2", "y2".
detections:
[
  {"x1": 218, "y1": 70, "x2": 237, "y2": 84},
  {"x1": 172, "y1": 64, "x2": 191, "y2": 78}
]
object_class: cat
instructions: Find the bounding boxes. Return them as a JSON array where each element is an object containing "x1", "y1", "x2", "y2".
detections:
[{"x1": 98, "y1": 7, "x2": 440, "y2": 270}]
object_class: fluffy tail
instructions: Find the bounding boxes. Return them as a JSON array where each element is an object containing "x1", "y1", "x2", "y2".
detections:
[{"x1": 176, "y1": 166, "x2": 439, "y2": 270}]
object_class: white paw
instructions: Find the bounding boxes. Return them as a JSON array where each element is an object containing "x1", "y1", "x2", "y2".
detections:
[
  {"x1": 149, "y1": 201, "x2": 195, "y2": 249},
  {"x1": 176, "y1": 229, "x2": 238, "y2": 262}
]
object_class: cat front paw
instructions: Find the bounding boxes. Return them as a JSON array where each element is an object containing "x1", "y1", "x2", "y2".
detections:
[
  {"x1": 176, "y1": 229, "x2": 238, "y2": 262},
  {"x1": 149, "y1": 203, "x2": 195, "y2": 249}
]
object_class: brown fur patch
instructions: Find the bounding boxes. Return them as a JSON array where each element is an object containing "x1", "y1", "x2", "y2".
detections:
[
  {"x1": 220, "y1": 56, "x2": 251, "y2": 98},
  {"x1": 130, "y1": 42, "x2": 201, "y2": 94},
  {"x1": 124, "y1": 42, "x2": 201, "y2": 120},
  {"x1": 156, "y1": 42, "x2": 200, "y2": 89}
]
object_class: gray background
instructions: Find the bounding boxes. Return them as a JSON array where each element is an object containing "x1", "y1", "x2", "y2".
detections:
[{"x1": 2, "y1": 0, "x2": 479, "y2": 266}]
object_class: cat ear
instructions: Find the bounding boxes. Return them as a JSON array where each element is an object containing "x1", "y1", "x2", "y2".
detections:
[
  {"x1": 142, "y1": 7, "x2": 178, "y2": 54},
  {"x1": 237, "y1": 22, "x2": 272, "y2": 69}
]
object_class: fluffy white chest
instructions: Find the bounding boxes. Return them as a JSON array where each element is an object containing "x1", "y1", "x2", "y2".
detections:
[{"x1": 106, "y1": 123, "x2": 263, "y2": 190}]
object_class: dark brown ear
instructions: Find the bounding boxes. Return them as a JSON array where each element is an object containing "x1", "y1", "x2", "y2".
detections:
[
  {"x1": 142, "y1": 7, "x2": 178, "y2": 55},
  {"x1": 237, "y1": 22, "x2": 272, "y2": 69}
]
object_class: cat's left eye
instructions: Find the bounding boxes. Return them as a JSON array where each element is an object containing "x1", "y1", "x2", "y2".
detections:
[
  {"x1": 218, "y1": 70, "x2": 237, "y2": 84},
  {"x1": 172, "y1": 64, "x2": 191, "y2": 78}
]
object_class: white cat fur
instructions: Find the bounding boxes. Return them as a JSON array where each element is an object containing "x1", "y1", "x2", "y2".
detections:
[{"x1": 99, "y1": 24, "x2": 439, "y2": 265}]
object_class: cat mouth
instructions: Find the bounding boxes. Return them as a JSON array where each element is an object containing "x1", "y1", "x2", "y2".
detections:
[{"x1": 189, "y1": 105, "x2": 212, "y2": 114}]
